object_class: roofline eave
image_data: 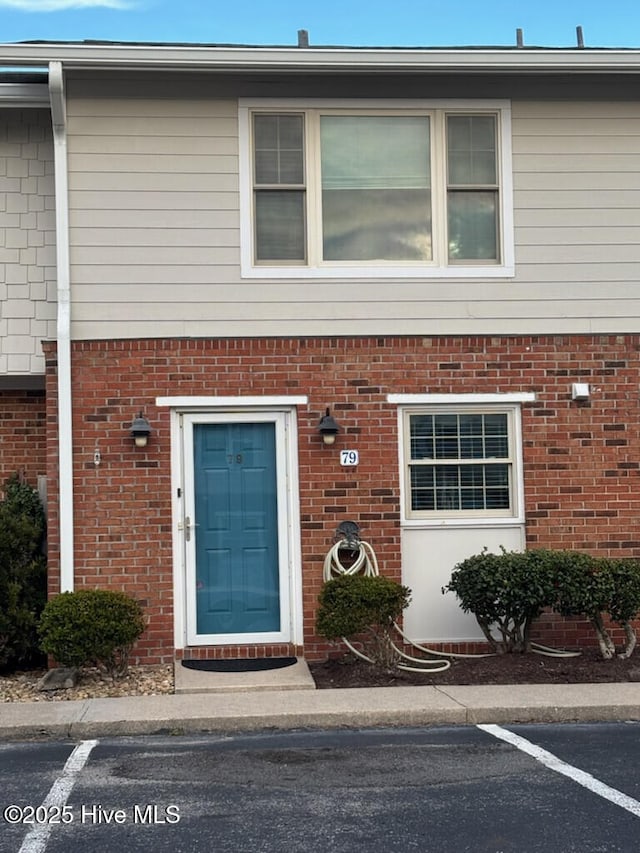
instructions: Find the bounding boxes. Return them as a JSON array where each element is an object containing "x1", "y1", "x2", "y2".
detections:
[
  {"x1": 0, "y1": 44, "x2": 640, "y2": 75},
  {"x1": 0, "y1": 81, "x2": 49, "y2": 106}
]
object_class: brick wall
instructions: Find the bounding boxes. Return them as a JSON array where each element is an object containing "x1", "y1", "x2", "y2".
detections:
[
  {"x1": 44, "y1": 334, "x2": 640, "y2": 662},
  {"x1": 0, "y1": 388, "x2": 46, "y2": 492}
]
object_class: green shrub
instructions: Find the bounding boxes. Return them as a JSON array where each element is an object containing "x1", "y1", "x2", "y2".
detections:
[
  {"x1": 316, "y1": 574, "x2": 411, "y2": 671},
  {"x1": 445, "y1": 548, "x2": 640, "y2": 659},
  {"x1": 39, "y1": 589, "x2": 145, "y2": 677},
  {"x1": 443, "y1": 548, "x2": 559, "y2": 653},
  {"x1": 3, "y1": 475, "x2": 46, "y2": 529},
  {"x1": 550, "y1": 550, "x2": 616, "y2": 657},
  {"x1": 606, "y1": 559, "x2": 640, "y2": 626},
  {"x1": 547, "y1": 551, "x2": 640, "y2": 658},
  {"x1": 605, "y1": 559, "x2": 640, "y2": 658},
  {"x1": 0, "y1": 475, "x2": 47, "y2": 671}
]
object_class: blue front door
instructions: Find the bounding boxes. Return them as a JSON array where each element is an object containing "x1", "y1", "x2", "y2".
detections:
[{"x1": 193, "y1": 422, "x2": 281, "y2": 636}]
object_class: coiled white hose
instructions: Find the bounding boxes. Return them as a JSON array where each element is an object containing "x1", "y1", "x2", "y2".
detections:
[
  {"x1": 322, "y1": 539, "x2": 380, "y2": 581},
  {"x1": 323, "y1": 538, "x2": 450, "y2": 672}
]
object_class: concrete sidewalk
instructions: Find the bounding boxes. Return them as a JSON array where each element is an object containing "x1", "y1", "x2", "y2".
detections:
[{"x1": 1, "y1": 682, "x2": 640, "y2": 740}]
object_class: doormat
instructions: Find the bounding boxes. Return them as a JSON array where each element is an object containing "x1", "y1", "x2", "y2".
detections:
[{"x1": 181, "y1": 656, "x2": 297, "y2": 673}]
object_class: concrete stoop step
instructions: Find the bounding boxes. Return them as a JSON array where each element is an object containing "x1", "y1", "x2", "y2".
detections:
[{"x1": 174, "y1": 657, "x2": 316, "y2": 694}]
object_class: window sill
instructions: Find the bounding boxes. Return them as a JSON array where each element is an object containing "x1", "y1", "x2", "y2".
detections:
[
  {"x1": 240, "y1": 263, "x2": 515, "y2": 280},
  {"x1": 401, "y1": 516, "x2": 525, "y2": 529}
]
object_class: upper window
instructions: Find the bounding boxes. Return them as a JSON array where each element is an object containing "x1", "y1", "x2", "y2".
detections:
[{"x1": 240, "y1": 100, "x2": 513, "y2": 278}]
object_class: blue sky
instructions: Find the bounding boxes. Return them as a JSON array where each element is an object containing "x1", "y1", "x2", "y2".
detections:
[{"x1": 0, "y1": 0, "x2": 639, "y2": 48}]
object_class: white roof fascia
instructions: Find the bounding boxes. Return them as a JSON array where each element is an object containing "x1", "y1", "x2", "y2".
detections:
[
  {"x1": 0, "y1": 81, "x2": 49, "y2": 106},
  {"x1": 0, "y1": 44, "x2": 639, "y2": 74}
]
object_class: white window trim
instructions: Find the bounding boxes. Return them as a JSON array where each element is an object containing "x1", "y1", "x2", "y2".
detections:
[
  {"x1": 393, "y1": 396, "x2": 529, "y2": 527},
  {"x1": 388, "y1": 393, "x2": 535, "y2": 405},
  {"x1": 157, "y1": 395, "x2": 308, "y2": 408},
  {"x1": 239, "y1": 97, "x2": 514, "y2": 279}
]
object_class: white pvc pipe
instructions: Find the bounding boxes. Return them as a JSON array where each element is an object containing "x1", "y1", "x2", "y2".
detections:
[{"x1": 48, "y1": 61, "x2": 74, "y2": 592}]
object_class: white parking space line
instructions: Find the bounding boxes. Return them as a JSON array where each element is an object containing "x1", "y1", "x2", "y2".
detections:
[
  {"x1": 18, "y1": 739, "x2": 98, "y2": 853},
  {"x1": 478, "y1": 724, "x2": 640, "y2": 818}
]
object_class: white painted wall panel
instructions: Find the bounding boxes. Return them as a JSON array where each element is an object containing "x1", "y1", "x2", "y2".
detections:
[{"x1": 402, "y1": 525, "x2": 525, "y2": 642}]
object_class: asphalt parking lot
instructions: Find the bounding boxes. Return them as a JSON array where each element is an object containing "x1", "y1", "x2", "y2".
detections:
[{"x1": 2, "y1": 723, "x2": 640, "y2": 853}]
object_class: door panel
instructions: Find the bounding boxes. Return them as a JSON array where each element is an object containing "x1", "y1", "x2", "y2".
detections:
[{"x1": 193, "y1": 421, "x2": 280, "y2": 636}]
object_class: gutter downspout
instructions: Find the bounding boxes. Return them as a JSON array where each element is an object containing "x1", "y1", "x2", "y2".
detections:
[{"x1": 48, "y1": 60, "x2": 74, "y2": 592}]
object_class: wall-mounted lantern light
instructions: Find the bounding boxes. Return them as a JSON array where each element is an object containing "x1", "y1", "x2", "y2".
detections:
[
  {"x1": 318, "y1": 408, "x2": 340, "y2": 445},
  {"x1": 130, "y1": 412, "x2": 152, "y2": 447}
]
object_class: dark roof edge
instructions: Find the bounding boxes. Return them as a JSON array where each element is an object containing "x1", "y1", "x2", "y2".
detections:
[{"x1": 16, "y1": 38, "x2": 640, "y2": 52}]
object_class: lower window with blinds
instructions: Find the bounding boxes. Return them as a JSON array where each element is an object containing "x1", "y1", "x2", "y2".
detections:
[{"x1": 404, "y1": 408, "x2": 518, "y2": 519}]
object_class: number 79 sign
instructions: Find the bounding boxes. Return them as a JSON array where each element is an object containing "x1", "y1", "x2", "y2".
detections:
[{"x1": 340, "y1": 449, "x2": 359, "y2": 466}]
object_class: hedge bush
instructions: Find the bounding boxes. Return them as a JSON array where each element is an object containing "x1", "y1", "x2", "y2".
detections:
[
  {"x1": 444, "y1": 548, "x2": 640, "y2": 658},
  {"x1": 553, "y1": 555, "x2": 640, "y2": 659},
  {"x1": 443, "y1": 548, "x2": 559, "y2": 653},
  {"x1": 316, "y1": 574, "x2": 411, "y2": 671},
  {"x1": 551, "y1": 551, "x2": 614, "y2": 657},
  {"x1": 39, "y1": 589, "x2": 145, "y2": 677},
  {"x1": 0, "y1": 475, "x2": 47, "y2": 671}
]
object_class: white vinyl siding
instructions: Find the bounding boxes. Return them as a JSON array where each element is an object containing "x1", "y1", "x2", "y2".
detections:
[
  {"x1": 66, "y1": 86, "x2": 241, "y2": 340},
  {"x1": 512, "y1": 100, "x2": 640, "y2": 286},
  {"x1": 65, "y1": 89, "x2": 640, "y2": 340}
]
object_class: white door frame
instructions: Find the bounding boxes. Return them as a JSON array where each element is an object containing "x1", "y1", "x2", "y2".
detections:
[{"x1": 158, "y1": 396, "x2": 306, "y2": 651}]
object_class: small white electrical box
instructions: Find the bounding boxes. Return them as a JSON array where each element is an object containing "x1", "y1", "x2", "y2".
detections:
[{"x1": 571, "y1": 383, "x2": 590, "y2": 401}]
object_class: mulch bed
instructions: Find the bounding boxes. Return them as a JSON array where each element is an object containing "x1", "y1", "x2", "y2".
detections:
[{"x1": 309, "y1": 649, "x2": 640, "y2": 689}]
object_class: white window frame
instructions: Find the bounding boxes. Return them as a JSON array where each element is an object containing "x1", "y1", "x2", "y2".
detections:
[
  {"x1": 239, "y1": 98, "x2": 514, "y2": 279},
  {"x1": 391, "y1": 393, "x2": 531, "y2": 527}
]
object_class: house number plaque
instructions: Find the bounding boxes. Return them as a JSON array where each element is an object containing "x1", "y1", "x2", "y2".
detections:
[{"x1": 340, "y1": 450, "x2": 359, "y2": 466}]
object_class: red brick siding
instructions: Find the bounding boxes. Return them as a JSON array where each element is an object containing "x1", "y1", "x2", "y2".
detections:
[
  {"x1": 44, "y1": 334, "x2": 640, "y2": 662},
  {"x1": 177, "y1": 644, "x2": 304, "y2": 661},
  {"x1": 0, "y1": 389, "x2": 46, "y2": 493},
  {"x1": 531, "y1": 611, "x2": 637, "y2": 651}
]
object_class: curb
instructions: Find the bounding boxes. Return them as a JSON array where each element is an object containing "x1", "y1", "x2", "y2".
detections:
[{"x1": 1, "y1": 685, "x2": 640, "y2": 741}]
